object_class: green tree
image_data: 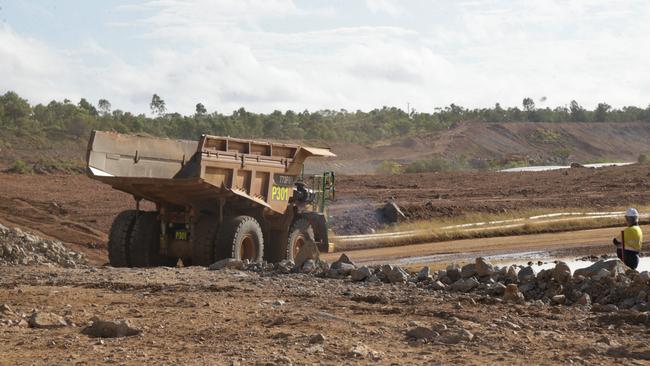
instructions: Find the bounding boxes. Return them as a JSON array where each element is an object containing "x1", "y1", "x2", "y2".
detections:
[
  {"x1": 522, "y1": 97, "x2": 535, "y2": 112},
  {"x1": 0, "y1": 91, "x2": 31, "y2": 124},
  {"x1": 150, "y1": 94, "x2": 166, "y2": 116},
  {"x1": 594, "y1": 102, "x2": 611, "y2": 122},
  {"x1": 98, "y1": 99, "x2": 111, "y2": 115},
  {"x1": 569, "y1": 100, "x2": 587, "y2": 122},
  {"x1": 78, "y1": 98, "x2": 98, "y2": 116},
  {"x1": 195, "y1": 103, "x2": 207, "y2": 116}
]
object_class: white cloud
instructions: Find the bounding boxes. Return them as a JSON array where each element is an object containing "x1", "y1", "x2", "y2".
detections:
[
  {"x1": 2, "y1": 0, "x2": 650, "y2": 115},
  {"x1": 365, "y1": 0, "x2": 405, "y2": 16}
]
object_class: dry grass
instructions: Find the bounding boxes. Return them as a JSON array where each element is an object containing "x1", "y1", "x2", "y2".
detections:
[{"x1": 334, "y1": 206, "x2": 650, "y2": 251}]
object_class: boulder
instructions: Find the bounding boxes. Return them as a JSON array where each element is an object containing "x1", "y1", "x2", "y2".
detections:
[
  {"x1": 503, "y1": 284, "x2": 525, "y2": 303},
  {"x1": 505, "y1": 266, "x2": 519, "y2": 282},
  {"x1": 574, "y1": 260, "x2": 626, "y2": 278},
  {"x1": 446, "y1": 267, "x2": 461, "y2": 282},
  {"x1": 475, "y1": 257, "x2": 495, "y2": 277},
  {"x1": 387, "y1": 267, "x2": 410, "y2": 283},
  {"x1": 336, "y1": 262, "x2": 357, "y2": 276},
  {"x1": 300, "y1": 259, "x2": 317, "y2": 274},
  {"x1": 82, "y1": 318, "x2": 141, "y2": 338},
  {"x1": 551, "y1": 294, "x2": 566, "y2": 305},
  {"x1": 518, "y1": 266, "x2": 536, "y2": 283},
  {"x1": 331, "y1": 254, "x2": 355, "y2": 270},
  {"x1": 492, "y1": 282, "x2": 507, "y2": 296},
  {"x1": 0, "y1": 304, "x2": 15, "y2": 317},
  {"x1": 294, "y1": 240, "x2": 320, "y2": 268},
  {"x1": 351, "y1": 267, "x2": 372, "y2": 282},
  {"x1": 431, "y1": 280, "x2": 447, "y2": 290},
  {"x1": 552, "y1": 262, "x2": 572, "y2": 283},
  {"x1": 416, "y1": 266, "x2": 432, "y2": 281},
  {"x1": 406, "y1": 326, "x2": 437, "y2": 340},
  {"x1": 382, "y1": 201, "x2": 406, "y2": 223},
  {"x1": 440, "y1": 329, "x2": 474, "y2": 344},
  {"x1": 309, "y1": 333, "x2": 326, "y2": 344},
  {"x1": 577, "y1": 293, "x2": 592, "y2": 306},
  {"x1": 593, "y1": 268, "x2": 611, "y2": 281},
  {"x1": 28, "y1": 311, "x2": 67, "y2": 329},
  {"x1": 461, "y1": 263, "x2": 477, "y2": 279},
  {"x1": 451, "y1": 278, "x2": 479, "y2": 293},
  {"x1": 276, "y1": 259, "x2": 295, "y2": 273},
  {"x1": 208, "y1": 258, "x2": 244, "y2": 271}
]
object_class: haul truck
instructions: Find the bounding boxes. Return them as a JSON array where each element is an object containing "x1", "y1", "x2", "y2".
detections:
[{"x1": 86, "y1": 131, "x2": 335, "y2": 267}]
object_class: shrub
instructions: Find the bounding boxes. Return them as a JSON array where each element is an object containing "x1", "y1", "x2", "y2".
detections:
[
  {"x1": 8, "y1": 160, "x2": 33, "y2": 174},
  {"x1": 639, "y1": 153, "x2": 649, "y2": 164},
  {"x1": 405, "y1": 156, "x2": 453, "y2": 173},
  {"x1": 376, "y1": 160, "x2": 404, "y2": 175}
]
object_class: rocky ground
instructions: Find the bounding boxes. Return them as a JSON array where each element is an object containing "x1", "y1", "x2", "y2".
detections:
[
  {"x1": 2, "y1": 253, "x2": 650, "y2": 365},
  {"x1": 0, "y1": 223, "x2": 85, "y2": 268}
]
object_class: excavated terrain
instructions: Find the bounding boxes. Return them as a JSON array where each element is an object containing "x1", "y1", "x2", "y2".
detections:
[
  {"x1": 0, "y1": 164, "x2": 649, "y2": 261},
  {"x1": 2, "y1": 263, "x2": 650, "y2": 365}
]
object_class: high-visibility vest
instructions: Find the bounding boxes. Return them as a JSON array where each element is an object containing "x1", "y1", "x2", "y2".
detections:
[{"x1": 620, "y1": 225, "x2": 643, "y2": 252}]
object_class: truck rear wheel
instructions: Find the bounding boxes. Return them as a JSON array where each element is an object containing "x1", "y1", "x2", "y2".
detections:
[
  {"x1": 286, "y1": 218, "x2": 315, "y2": 261},
  {"x1": 191, "y1": 216, "x2": 219, "y2": 266},
  {"x1": 130, "y1": 212, "x2": 174, "y2": 267},
  {"x1": 218, "y1": 216, "x2": 264, "y2": 262},
  {"x1": 107, "y1": 210, "x2": 138, "y2": 267}
]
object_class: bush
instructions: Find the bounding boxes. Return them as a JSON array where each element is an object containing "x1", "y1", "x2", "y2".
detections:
[
  {"x1": 8, "y1": 160, "x2": 33, "y2": 174},
  {"x1": 376, "y1": 160, "x2": 404, "y2": 175},
  {"x1": 405, "y1": 156, "x2": 454, "y2": 173},
  {"x1": 639, "y1": 153, "x2": 649, "y2": 164}
]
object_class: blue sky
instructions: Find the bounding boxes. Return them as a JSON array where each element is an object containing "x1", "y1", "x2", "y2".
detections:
[{"x1": 1, "y1": 0, "x2": 649, "y2": 114}]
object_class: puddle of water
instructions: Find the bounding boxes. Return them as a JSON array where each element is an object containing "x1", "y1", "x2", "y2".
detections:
[
  {"x1": 500, "y1": 257, "x2": 650, "y2": 273},
  {"x1": 380, "y1": 251, "x2": 650, "y2": 273},
  {"x1": 500, "y1": 162, "x2": 633, "y2": 172}
]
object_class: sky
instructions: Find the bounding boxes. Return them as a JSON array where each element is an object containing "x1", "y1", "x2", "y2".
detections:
[{"x1": 0, "y1": 0, "x2": 649, "y2": 115}]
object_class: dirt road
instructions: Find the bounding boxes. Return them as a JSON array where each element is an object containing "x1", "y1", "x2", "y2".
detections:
[{"x1": 323, "y1": 225, "x2": 650, "y2": 269}]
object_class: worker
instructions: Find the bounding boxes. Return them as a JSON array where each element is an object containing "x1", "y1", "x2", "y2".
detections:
[{"x1": 612, "y1": 208, "x2": 642, "y2": 270}]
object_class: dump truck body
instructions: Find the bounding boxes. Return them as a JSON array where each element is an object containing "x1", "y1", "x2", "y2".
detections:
[{"x1": 87, "y1": 131, "x2": 335, "y2": 267}]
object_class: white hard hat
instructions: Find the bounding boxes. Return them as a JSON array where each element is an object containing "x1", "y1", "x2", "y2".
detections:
[{"x1": 626, "y1": 208, "x2": 639, "y2": 217}]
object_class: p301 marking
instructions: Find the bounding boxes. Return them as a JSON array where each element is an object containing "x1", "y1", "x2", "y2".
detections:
[{"x1": 271, "y1": 185, "x2": 290, "y2": 201}]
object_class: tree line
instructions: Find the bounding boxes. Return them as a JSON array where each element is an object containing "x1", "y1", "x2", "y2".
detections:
[{"x1": 1, "y1": 91, "x2": 650, "y2": 144}]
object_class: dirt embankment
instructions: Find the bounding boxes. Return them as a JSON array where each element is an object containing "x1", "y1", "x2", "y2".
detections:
[
  {"x1": 331, "y1": 163, "x2": 650, "y2": 232},
  {"x1": 316, "y1": 122, "x2": 650, "y2": 174}
]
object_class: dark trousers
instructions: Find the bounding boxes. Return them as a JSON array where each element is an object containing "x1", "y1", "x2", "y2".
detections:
[{"x1": 616, "y1": 248, "x2": 640, "y2": 270}]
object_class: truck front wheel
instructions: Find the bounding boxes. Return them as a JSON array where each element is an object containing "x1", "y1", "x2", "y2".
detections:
[
  {"x1": 218, "y1": 216, "x2": 264, "y2": 262},
  {"x1": 286, "y1": 218, "x2": 315, "y2": 261}
]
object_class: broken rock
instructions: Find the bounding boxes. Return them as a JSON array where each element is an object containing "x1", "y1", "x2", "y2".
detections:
[
  {"x1": 406, "y1": 327, "x2": 437, "y2": 340},
  {"x1": 208, "y1": 258, "x2": 244, "y2": 271},
  {"x1": 294, "y1": 240, "x2": 320, "y2": 268},
  {"x1": 82, "y1": 318, "x2": 141, "y2": 338},
  {"x1": 28, "y1": 311, "x2": 67, "y2": 329},
  {"x1": 351, "y1": 266, "x2": 372, "y2": 282},
  {"x1": 552, "y1": 261, "x2": 572, "y2": 283},
  {"x1": 574, "y1": 259, "x2": 625, "y2": 278},
  {"x1": 503, "y1": 284, "x2": 525, "y2": 303},
  {"x1": 475, "y1": 257, "x2": 495, "y2": 277}
]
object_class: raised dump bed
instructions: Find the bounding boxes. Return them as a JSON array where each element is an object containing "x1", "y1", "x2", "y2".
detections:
[{"x1": 87, "y1": 131, "x2": 335, "y2": 267}]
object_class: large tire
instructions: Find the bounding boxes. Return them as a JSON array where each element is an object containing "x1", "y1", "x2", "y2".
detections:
[
  {"x1": 217, "y1": 216, "x2": 264, "y2": 262},
  {"x1": 129, "y1": 212, "x2": 168, "y2": 267},
  {"x1": 191, "y1": 216, "x2": 219, "y2": 266},
  {"x1": 107, "y1": 210, "x2": 138, "y2": 267},
  {"x1": 286, "y1": 218, "x2": 315, "y2": 261}
]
